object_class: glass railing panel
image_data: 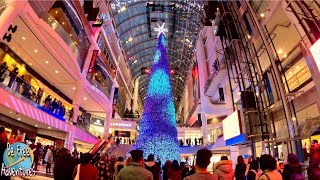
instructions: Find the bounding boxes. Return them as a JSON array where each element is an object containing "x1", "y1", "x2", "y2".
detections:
[
  {"x1": 285, "y1": 66, "x2": 312, "y2": 91},
  {"x1": 39, "y1": 12, "x2": 90, "y2": 69},
  {"x1": 87, "y1": 78, "x2": 111, "y2": 99}
]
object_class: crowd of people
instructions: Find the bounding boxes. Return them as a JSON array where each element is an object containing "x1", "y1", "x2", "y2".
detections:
[
  {"x1": 0, "y1": 61, "x2": 68, "y2": 119},
  {"x1": 1, "y1": 124, "x2": 320, "y2": 180}
]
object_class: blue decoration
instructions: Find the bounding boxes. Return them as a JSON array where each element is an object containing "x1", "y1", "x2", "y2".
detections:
[{"x1": 136, "y1": 33, "x2": 180, "y2": 162}]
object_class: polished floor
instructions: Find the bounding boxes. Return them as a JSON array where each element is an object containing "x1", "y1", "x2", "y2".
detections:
[{"x1": 12, "y1": 165, "x2": 54, "y2": 180}]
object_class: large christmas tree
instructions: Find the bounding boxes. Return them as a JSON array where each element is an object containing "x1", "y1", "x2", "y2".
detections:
[{"x1": 135, "y1": 32, "x2": 180, "y2": 162}]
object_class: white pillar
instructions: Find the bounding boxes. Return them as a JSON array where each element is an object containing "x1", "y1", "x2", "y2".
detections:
[
  {"x1": 72, "y1": 81, "x2": 84, "y2": 124},
  {"x1": 230, "y1": 146, "x2": 240, "y2": 169},
  {"x1": 0, "y1": 0, "x2": 27, "y2": 42},
  {"x1": 104, "y1": 84, "x2": 116, "y2": 139},
  {"x1": 132, "y1": 77, "x2": 140, "y2": 112},
  {"x1": 201, "y1": 113, "x2": 208, "y2": 145},
  {"x1": 64, "y1": 125, "x2": 75, "y2": 151}
]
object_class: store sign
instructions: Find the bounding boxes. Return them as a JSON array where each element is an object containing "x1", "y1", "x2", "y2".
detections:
[
  {"x1": 2, "y1": 143, "x2": 35, "y2": 177},
  {"x1": 115, "y1": 130, "x2": 131, "y2": 137},
  {"x1": 222, "y1": 110, "x2": 241, "y2": 141},
  {"x1": 310, "y1": 38, "x2": 320, "y2": 72},
  {"x1": 110, "y1": 122, "x2": 132, "y2": 127},
  {"x1": 88, "y1": 50, "x2": 99, "y2": 74}
]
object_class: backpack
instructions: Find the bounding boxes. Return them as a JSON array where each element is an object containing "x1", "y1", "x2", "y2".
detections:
[{"x1": 290, "y1": 173, "x2": 304, "y2": 180}]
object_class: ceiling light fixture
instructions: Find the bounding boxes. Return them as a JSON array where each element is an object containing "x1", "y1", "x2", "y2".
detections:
[
  {"x1": 22, "y1": 37, "x2": 26, "y2": 40},
  {"x1": 72, "y1": 87, "x2": 76, "y2": 90},
  {"x1": 18, "y1": 118, "x2": 21, "y2": 121},
  {"x1": 260, "y1": 13, "x2": 265, "y2": 17},
  {"x1": 55, "y1": 70, "x2": 59, "y2": 73},
  {"x1": 283, "y1": 54, "x2": 287, "y2": 58},
  {"x1": 29, "y1": 63, "x2": 32, "y2": 66},
  {"x1": 83, "y1": 97, "x2": 87, "y2": 100},
  {"x1": 45, "y1": 61, "x2": 49, "y2": 64},
  {"x1": 278, "y1": 49, "x2": 283, "y2": 54},
  {"x1": 34, "y1": 49, "x2": 38, "y2": 53},
  {"x1": 55, "y1": 11, "x2": 58, "y2": 14},
  {"x1": 35, "y1": 125, "x2": 38, "y2": 127},
  {"x1": 48, "y1": 126, "x2": 51, "y2": 129},
  {"x1": 62, "y1": 22, "x2": 65, "y2": 25}
]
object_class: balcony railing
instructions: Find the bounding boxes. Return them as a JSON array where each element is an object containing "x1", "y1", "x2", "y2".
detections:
[
  {"x1": 284, "y1": 66, "x2": 312, "y2": 92},
  {"x1": 39, "y1": 12, "x2": 90, "y2": 70},
  {"x1": 87, "y1": 78, "x2": 111, "y2": 99}
]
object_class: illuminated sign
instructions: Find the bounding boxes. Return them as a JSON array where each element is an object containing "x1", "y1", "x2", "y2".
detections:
[
  {"x1": 110, "y1": 123, "x2": 132, "y2": 127},
  {"x1": 222, "y1": 110, "x2": 241, "y2": 141},
  {"x1": 310, "y1": 38, "x2": 320, "y2": 72}
]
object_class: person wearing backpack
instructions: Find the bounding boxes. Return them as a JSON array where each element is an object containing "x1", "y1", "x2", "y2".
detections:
[
  {"x1": 258, "y1": 154, "x2": 282, "y2": 180},
  {"x1": 281, "y1": 153, "x2": 303, "y2": 180}
]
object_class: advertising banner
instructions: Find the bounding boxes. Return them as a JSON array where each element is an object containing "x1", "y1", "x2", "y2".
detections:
[{"x1": 88, "y1": 50, "x2": 99, "y2": 74}]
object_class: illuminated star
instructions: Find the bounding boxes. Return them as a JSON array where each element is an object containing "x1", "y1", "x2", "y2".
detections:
[{"x1": 154, "y1": 23, "x2": 168, "y2": 37}]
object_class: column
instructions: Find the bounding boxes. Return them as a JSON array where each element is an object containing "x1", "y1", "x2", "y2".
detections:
[
  {"x1": 72, "y1": 81, "x2": 84, "y2": 124},
  {"x1": 0, "y1": 0, "x2": 27, "y2": 41},
  {"x1": 64, "y1": 125, "x2": 75, "y2": 151},
  {"x1": 201, "y1": 112, "x2": 208, "y2": 145},
  {"x1": 132, "y1": 77, "x2": 140, "y2": 112},
  {"x1": 104, "y1": 84, "x2": 116, "y2": 139},
  {"x1": 230, "y1": 146, "x2": 240, "y2": 169}
]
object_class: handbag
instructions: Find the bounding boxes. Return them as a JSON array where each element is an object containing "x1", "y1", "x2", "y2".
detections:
[{"x1": 74, "y1": 164, "x2": 80, "y2": 180}]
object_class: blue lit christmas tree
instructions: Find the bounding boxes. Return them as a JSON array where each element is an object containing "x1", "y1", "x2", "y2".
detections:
[{"x1": 135, "y1": 26, "x2": 180, "y2": 162}]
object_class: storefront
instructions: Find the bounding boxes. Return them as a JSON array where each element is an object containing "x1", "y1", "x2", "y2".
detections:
[
  {"x1": 0, "y1": 113, "x2": 37, "y2": 143},
  {"x1": 89, "y1": 116, "x2": 137, "y2": 143}
]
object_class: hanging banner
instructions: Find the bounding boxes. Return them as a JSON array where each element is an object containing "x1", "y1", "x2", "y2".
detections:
[
  {"x1": 112, "y1": 87, "x2": 119, "y2": 118},
  {"x1": 310, "y1": 38, "x2": 320, "y2": 72},
  {"x1": 88, "y1": 50, "x2": 99, "y2": 74}
]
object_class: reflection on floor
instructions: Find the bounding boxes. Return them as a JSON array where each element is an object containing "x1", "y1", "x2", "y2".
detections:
[{"x1": 11, "y1": 165, "x2": 54, "y2": 180}]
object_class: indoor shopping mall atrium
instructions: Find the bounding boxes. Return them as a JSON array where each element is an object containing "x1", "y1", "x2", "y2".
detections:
[{"x1": 1, "y1": 0, "x2": 320, "y2": 180}]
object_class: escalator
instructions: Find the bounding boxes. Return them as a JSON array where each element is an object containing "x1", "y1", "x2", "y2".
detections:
[{"x1": 89, "y1": 139, "x2": 133, "y2": 159}]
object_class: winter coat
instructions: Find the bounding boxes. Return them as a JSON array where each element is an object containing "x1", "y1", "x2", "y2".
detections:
[
  {"x1": 145, "y1": 161, "x2": 161, "y2": 180},
  {"x1": 235, "y1": 163, "x2": 247, "y2": 180},
  {"x1": 282, "y1": 163, "x2": 303, "y2": 180},
  {"x1": 167, "y1": 167, "x2": 182, "y2": 180},
  {"x1": 183, "y1": 172, "x2": 218, "y2": 180},
  {"x1": 44, "y1": 149, "x2": 53, "y2": 164},
  {"x1": 116, "y1": 162, "x2": 153, "y2": 180},
  {"x1": 72, "y1": 163, "x2": 98, "y2": 180},
  {"x1": 214, "y1": 160, "x2": 234, "y2": 180},
  {"x1": 53, "y1": 154, "x2": 77, "y2": 180}
]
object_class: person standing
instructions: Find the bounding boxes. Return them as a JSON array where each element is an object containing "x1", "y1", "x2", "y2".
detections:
[
  {"x1": 116, "y1": 150, "x2": 153, "y2": 180},
  {"x1": 235, "y1": 155, "x2": 246, "y2": 180},
  {"x1": 281, "y1": 153, "x2": 303, "y2": 180},
  {"x1": 54, "y1": 148, "x2": 77, "y2": 180},
  {"x1": 167, "y1": 160, "x2": 182, "y2": 180},
  {"x1": 247, "y1": 160, "x2": 260, "y2": 180},
  {"x1": 214, "y1": 156, "x2": 234, "y2": 180},
  {"x1": 8, "y1": 67, "x2": 18, "y2": 88},
  {"x1": 15, "y1": 75, "x2": 24, "y2": 93},
  {"x1": 258, "y1": 154, "x2": 282, "y2": 180},
  {"x1": 95, "y1": 154, "x2": 109, "y2": 180},
  {"x1": 45, "y1": 146, "x2": 53, "y2": 173},
  {"x1": 145, "y1": 154, "x2": 161, "y2": 180},
  {"x1": 162, "y1": 160, "x2": 171, "y2": 180},
  {"x1": 0, "y1": 127, "x2": 10, "y2": 180},
  {"x1": 0, "y1": 62, "x2": 8, "y2": 83},
  {"x1": 183, "y1": 148, "x2": 218, "y2": 180},
  {"x1": 114, "y1": 157, "x2": 125, "y2": 179},
  {"x1": 35, "y1": 87, "x2": 43, "y2": 104},
  {"x1": 304, "y1": 140, "x2": 320, "y2": 179},
  {"x1": 72, "y1": 153, "x2": 98, "y2": 180}
]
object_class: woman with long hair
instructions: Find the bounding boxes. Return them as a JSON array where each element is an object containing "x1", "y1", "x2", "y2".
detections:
[
  {"x1": 235, "y1": 155, "x2": 246, "y2": 180},
  {"x1": 167, "y1": 160, "x2": 182, "y2": 180}
]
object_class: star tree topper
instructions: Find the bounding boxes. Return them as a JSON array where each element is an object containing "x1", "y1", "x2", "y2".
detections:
[{"x1": 154, "y1": 23, "x2": 168, "y2": 37}]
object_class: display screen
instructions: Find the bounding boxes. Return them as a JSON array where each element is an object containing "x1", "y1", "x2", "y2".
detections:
[{"x1": 222, "y1": 110, "x2": 241, "y2": 141}]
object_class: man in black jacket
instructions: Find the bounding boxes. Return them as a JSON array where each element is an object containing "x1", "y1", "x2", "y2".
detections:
[{"x1": 0, "y1": 126, "x2": 10, "y2": 180}]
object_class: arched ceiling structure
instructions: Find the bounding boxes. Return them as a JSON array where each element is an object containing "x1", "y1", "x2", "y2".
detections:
[{"x1": 110, "y1": 0, "x2": 205, "y2": 108}]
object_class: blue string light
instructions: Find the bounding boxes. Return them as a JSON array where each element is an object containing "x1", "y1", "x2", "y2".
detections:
[{"x1": 136, "y1": 33, "x2": 180, "y2": 163}]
